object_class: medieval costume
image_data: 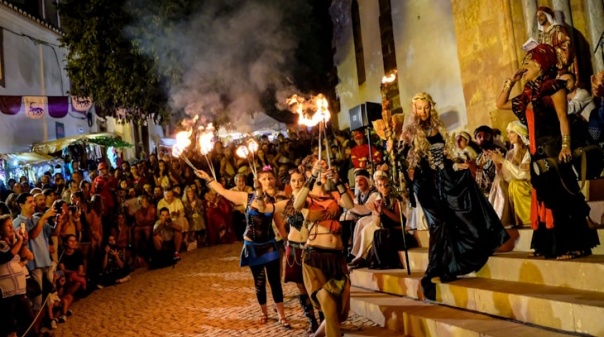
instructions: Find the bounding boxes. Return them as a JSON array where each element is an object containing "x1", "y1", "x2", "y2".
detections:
[
  {"x1": 536, "y1": 6, "x2": 578, "y2": 79},
  {"x1": 302, "y1": 195, "x2": 350, "y2": 337},
  {"x1": 405, "y1": 93, "x2": 509, "y2": 301},
  {"x1": 510, "y1": 44, "x2": 599, "y2": 258}
]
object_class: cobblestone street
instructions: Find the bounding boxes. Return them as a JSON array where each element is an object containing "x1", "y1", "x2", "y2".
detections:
[{"x1": 52, "y1": 243, "x2": 378, "y2": 337}]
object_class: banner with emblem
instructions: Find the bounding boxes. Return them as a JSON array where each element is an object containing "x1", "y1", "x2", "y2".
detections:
[
  {"x1": 23, "y1": 96, "x2": 47, "y2": 119},
  {"x1": 71, "y1": 96, "x2": 93, "y2": 114}
]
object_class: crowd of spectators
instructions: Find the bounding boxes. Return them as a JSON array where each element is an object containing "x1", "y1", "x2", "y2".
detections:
[{"x1": 0, "y1": 67, "x2": 603, "y2": 336}]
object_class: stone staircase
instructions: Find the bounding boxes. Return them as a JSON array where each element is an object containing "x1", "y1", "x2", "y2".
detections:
[{"x1": 349, "y1": 228, "x2": 604, "y2": 337}]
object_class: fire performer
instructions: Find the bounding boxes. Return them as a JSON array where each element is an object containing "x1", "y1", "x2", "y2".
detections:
[
  {"x1": 194, "y1": 167, "x2": 291, "y2": 328},
  {"x1": 404, "y1": 92, "x2": 509, "y2": 301},
  {"x1": 294, "y1": 155, "x2": 354, "y2": 337},
  {"x1": 274, "y1": 169, "x2": 319, "y2": 334}
]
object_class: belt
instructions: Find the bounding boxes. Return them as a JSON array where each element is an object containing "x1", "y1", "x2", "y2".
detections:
[{"x1": 288, "y1": 241, "x2": 305, "y2": 249}]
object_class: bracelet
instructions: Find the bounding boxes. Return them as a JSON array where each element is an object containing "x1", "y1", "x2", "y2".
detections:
[
  {"x1": 206, "y1": 178, "x2": 215, "y2": 184},
  {"x1": 562, "y1": 135, "x2": 571, "y2": 148},
  {"x1": 503, "y1": 79, "x2": 515, "y2": 89},
  {"x1": 305, "y1": 175, "x2": 316, "y2": 190}
]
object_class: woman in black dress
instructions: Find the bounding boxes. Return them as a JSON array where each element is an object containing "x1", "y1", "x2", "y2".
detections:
[{"x1": 404, "y1": 92, "x2": 509, "y2": 300}]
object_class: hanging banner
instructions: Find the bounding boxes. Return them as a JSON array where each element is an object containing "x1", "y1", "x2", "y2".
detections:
[
  {"x1": 23, "y1": 96, "x2": 47, "y2": 119},
  {"x1": 0, "y1": 96, "x2": 22, "y2": 115},
  {"x1": 71, "y1": 96, "x2": 93, "y2": 114},
  {"x1": 48, "y1": 96, "x2": 69, "y2": 118}
]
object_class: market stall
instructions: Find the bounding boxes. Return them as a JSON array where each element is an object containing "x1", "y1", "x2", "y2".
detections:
[
  {"x1": 31, "y1": 132, "x2": 133, "y2": 172},
  {"x1": 0, "y1": 152, "x2": 64, "y2": 183}
]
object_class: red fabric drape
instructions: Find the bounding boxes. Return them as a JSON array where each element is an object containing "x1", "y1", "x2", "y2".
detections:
[{"x1": 526, "y1": 106, "x2": 555, "y2": 230}]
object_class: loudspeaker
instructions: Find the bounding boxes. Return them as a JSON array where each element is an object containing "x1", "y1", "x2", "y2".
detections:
[{"x1": 349, "y1": 102, "x2": 382, "y2": 131}]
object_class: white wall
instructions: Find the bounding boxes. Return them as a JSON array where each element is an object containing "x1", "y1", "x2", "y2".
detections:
[
  {"x1": 0, "y1": 5, "x2": 94, "y2": 154},
  {"x1": 333, "y1": 0, "x2": 467, "y2": 131},
  {"x1": 391, "y1": 0, "x2": 467, "y2": 130}
]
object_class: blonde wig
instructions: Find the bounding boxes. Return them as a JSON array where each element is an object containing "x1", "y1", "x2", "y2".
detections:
[{"x1": 404, "y1": 92, "x2": 457, "y2": 169}]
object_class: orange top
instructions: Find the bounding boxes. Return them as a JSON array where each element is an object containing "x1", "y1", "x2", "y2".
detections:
[{"x1": 306, "y1": 194, "x2": 342, "y2": 234}]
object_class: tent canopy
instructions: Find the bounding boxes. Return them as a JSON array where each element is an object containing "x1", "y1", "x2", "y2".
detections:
[
  {"x1": 1, "y1": 152, "x2": 58, "y2": 165},
  {"x1": 31, "y1": 132, "x2": 118, "y2": 154}
]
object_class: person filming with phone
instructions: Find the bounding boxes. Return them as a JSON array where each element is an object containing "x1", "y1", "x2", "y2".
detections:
[
  {"x1": 152, "y1": 207, "x2": 182, "y2": 264},
  {"x1": 12, "y1": 192, "x2": 58, "y2": 332}
]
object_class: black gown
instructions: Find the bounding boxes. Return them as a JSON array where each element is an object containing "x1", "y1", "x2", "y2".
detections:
[
  {"x1": 411, "y1": 133, "x2": 509, "y2": 300},
  {"x1": 511, "y1": 77, "x2": 599, "y2": 258}
]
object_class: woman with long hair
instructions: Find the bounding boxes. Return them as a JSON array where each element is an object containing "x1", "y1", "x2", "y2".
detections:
[
  {"x1": 0, "y1": 214, "x2": 34, "y2": 337},
  {"x1": 487, "y1": 121, "x2": 532, "y2": 227},
  {"x1": 404, "y1": 92, "x2": 509, "y2": 301},
  {"x1": 274, "y1": 169, "x2": 319, "y2": 333},
  {"x1": 195, "y1": 167, "x2": 290, "y2": 328},
  {"x1": 496, "y1": 44, "x2": 599, "y2": 259},
  {"x1": 182, "y1": 185, "x2": 206, "y2": 248},
  {"x1": 154, "y1": 160, "x2": 171, "y2": 189},
  {"x1": 294, "y1": 156, "x2": 354, "y2": 337}
]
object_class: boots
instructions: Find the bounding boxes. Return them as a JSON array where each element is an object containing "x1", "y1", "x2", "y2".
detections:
[{"x1": 299, "y1": 294, "x2": 319, "y2": 333}]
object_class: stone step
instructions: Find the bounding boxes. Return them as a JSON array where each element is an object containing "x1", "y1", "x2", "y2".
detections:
[
  {"x1": 404, "y1": 248, "x2": 604, "y2": 293},
  {"x1": 351, "y1": 268, "x2": 604, "y2": 336},
  {"x1": 411, "y1": 228, "x2": 604, "y2": 254},
  {"x1": 343, "y1": 326, "x2": 407, "y2": 336},
  {"x1": 350, "y1": 287, "x2": 576, "y2": 337}
]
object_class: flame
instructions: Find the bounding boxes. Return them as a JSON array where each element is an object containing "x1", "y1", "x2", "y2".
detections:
[
  {"x1": 286, "y1": 93, "x2": 331, "y2": 127},
  {"x1": 236, "y1": 145, "x2": 250, "y2": 159},
  {"x1": 198, "y1": 123, "x2": 216, "y2": 155},
  {"x1": 381, "y1": 71, "x2": 397, "y2": 84},
  {"x1": 172, "y1": 129, "x2": 192, "y2": 157},
  {"x1": 247, "y1": 139, "x2": 259, "y2": 153}
]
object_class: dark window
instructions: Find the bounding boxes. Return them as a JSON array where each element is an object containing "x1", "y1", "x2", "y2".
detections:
[
  {"x1": 378, "y1": 0, "x2": 401, "y2": 114},
  {"x1": 378, "y1": 0, "x2": 397, "y2": 73},
  {"x1": 351, "y1": 0, "x2": 366, "y2": 85}
]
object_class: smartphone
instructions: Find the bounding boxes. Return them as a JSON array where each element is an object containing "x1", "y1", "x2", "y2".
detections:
[{"x1": 20, "y1": 223, "x2": 26, "y2": 235}]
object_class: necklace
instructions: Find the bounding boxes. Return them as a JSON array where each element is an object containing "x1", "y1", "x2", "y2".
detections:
[{"x1": 422, "y1": 124, "x2": 434, "y2": 136}]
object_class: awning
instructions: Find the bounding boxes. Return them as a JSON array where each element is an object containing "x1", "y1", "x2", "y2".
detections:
[
  {"x1": 31, "y1": 132, "x2": 117, "y2": 154},
  {"x1": 159, "y1": 138, "x2": 176, "y2": 148},
  {"x1": 1, "y1": 152, "x2": 58, "y2": 165}
]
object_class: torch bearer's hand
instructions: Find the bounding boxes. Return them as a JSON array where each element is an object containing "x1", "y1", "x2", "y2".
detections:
[
  {"x1": 194, "y1": 169, "x2": 211, "y2": 181},
  {"x1": 253, "y1": 178, "x2": 261, "y2": 190},
  {"x1": 311, "y1": 160, "x2": 325, "y2": 178},
  {"x1": 325, "y1": 167, "x2": 339, "y2": 183}
]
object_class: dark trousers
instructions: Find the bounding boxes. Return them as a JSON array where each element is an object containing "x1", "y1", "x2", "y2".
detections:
[{"x1": 249, "y1": 258, "x2": 284, "y2": 305}]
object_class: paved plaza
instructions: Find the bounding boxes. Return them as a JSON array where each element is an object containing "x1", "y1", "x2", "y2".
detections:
[{"x1": 52, "y1": 243, "x2": 378, "y2": 337}]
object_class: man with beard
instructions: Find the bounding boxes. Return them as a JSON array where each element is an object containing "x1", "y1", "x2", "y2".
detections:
[
  {"x1": 341, "y1": 169, "x2": 380, "y2": 262},
  {"x1": 33, "y1": 193, "x2": 47, "y2": 214},
  {"x1": 472, "y1": 125, "x2": 506, "y2": 196},
  {"x1": 536, "y1": 6, "x2": 577, "y2": 79}
]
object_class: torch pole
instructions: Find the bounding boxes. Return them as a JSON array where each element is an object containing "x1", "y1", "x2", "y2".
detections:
[
  {"x1": 203, "y1": 154, "x2": 217, "y2": 180},
  {"x1": 182, "y1": 156, "x2": 198, "y2": 171},
  {"x1": 322, "y1": 121, "x2": 332, "y2": 168}
]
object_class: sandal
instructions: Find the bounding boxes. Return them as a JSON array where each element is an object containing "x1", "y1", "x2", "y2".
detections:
[
  {"x1": 278, "y1": 317, "x2": 291, "y2": 329},
  {"x1": 259, "y1": 314, "x2": 268, "y2": 324}
]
